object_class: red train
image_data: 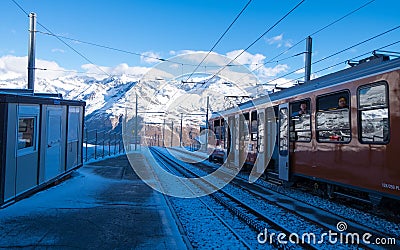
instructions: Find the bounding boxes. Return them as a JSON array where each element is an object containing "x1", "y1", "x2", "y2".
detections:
[{"x1": 208, "y1": 54, "x2": 400, "y2": 204}]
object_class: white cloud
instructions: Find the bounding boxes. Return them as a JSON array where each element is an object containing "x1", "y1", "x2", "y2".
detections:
[
  {"x1": 140, "y1": 51, "x2": 162, "y2": 64},
  {"x1": 295, "y1": 68, "x2": 304, "y2": 74},
  {"x1": 265, "y1": 34, "x2": 292, "y2": 48},
  {"x1": 256, "y1": 64, "x2": 289, "y2": 79},
  {"x1": 225, "y1": 50, "x2": 266, "y2": 71},
  {"x1": 266, "y1": 34, "x2": 283, "y2": 44},
  {"x1": 81, "y1": 63, "x2": 150, "y2": 80},
  {"x1": 285, "y1": 41, "x2": 293, "y2": 48},
  {"x1": 51, "y1": 48, "x2": 65, "y2": 53},
  {"x1": 0, "y1": 55, "x2": 152, "y2": 82},
  {"x1": 267, "y1": 77, "x2": 295, "y2": 88},
  {"x1": 169, "y1": 64, "x2": 180, "y2": 69},
  {"x1": 0, "y1": 55, "x2": 73, "y2": 81}
]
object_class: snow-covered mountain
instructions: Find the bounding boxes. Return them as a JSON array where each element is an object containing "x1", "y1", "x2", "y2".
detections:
[{"x1": 0, "y1": 73, "x2": 266, "y2": 133}]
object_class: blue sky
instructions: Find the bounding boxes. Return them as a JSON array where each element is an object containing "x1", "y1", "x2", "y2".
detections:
[{"x1": 1, "y1": 0, "x2": 400, "y2": 83}]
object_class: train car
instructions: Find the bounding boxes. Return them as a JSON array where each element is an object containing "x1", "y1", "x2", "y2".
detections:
[
  {"x1": 209, "y1": 54, "x2": 400, "y2": 203},
  {"x1": 209, "y1": 103, "x2": 258, "y2": 169}
]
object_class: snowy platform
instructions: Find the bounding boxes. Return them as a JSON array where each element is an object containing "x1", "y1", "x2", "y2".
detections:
[{"x1": 0, "y1": 153, "x2": 188, "y2": 249}]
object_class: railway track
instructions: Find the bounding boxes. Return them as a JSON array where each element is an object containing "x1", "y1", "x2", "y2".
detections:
[
  {"x1": 154, "y1": 146, "x2": 398, "y2": 249},
  {"x1": 151, "y1": 147, "x2": 322, "y2": 249},
  {"x1": 149, "y1": 147, "x2": 257, "y2": 249}
]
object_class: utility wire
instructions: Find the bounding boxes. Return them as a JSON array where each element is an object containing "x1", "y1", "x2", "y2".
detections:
[
  {"x1": 35, "y1": 31, "x2": 183, "y2": 64},
  {"x1": 250, "y1": 0, "x2": 376, "y2": 77},
  {"x1": 37, "y1": 23, "x2": 113, "y2": 77},
  {"x1": 37, "y1": 31, "x2": 270, "y2": 68},
  {"x1": 10, "y1": 0, "x2": 29, "y2": 16},
  {"x1": 262, "y1": 25, "x2": 400, "y2": 85},
  {"x1": 204, "y1": 0, "x2": 306, "y2": 85},
  {"x1": 313, "y1": 39, "x2": 400, "y2": 75},
  {"x1": 185, "y1": 0, "x2": 253, "y2": 81},
  {"x1": 11, "y1": 0, "x2": 112, "y2": 77},
  {"x1": 313, "y1": 25, "x2": 400, "y2": 65},
  {"x1": 35, "y1": 67, "x2": 148, "y2": 80},
  {"x1": 264, "y1": 39, "x2": 400, "y2": 90}
]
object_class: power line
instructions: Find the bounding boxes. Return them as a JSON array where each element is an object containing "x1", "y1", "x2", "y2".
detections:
[
  {"x1": 10, "y1": 0, "x2": 29, "y2": 16},
  {"x1": 37, "y1": 23, "x2": 113, "y2": 77},
  {"x1": 313, "y1": 25, "x2": 400, "y2": 65},
  {"x1": 35, "y1": 67, "x2": 148, "y2": 79},
  {"x1": 10, "y1": 0, "x2": 112, "y2": 77},
  {"x1": 185, "y1": 0, "x2": 253, "y2": 81},
  {"x1": 262, "y1": 25, "x2": 400, "y2": 85},
  {"x1": 264, "y1": 39, "x2": 400, "y2": 89},
  {"x1": 248, "y1": 0, "x2": 376, "y2": 77},
  {"x1": 36, "y1": 31, "x2": 183, "y2": 65},
  {"x1": 204, "y1": 0, "x2": 306, "y2": 85},
  {"x1": 36, "y1": 31, "x2": 270, "y2": 68}
]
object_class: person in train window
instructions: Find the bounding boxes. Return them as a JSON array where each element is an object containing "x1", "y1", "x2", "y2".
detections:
[
  {"x1": 293, "y1": 102, "x2": 308, "y2": 116},
  {"x1": 337, "y1": 96, "x2": 349, "y2": 109}
]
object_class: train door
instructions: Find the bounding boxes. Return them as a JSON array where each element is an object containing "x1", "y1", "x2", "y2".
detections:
[
  {"x1": 239, "y1": 113, "x2": 249, "y2": 169},
  {"x1": 234, "y1": 114, "x2": 240, "y2": 167},
  {"x1": 255, "y1": 109, "x2": 265, "y2": 174},
  {"x1": 227, "y1": 115, "x2": 235, "y2": 165},
  {"x1": 224, "y1": 119, "x2": 229, "y2": 162},
  {"x1": 267, "y1": 107, "x2": 279, "y2": 173},
  {"x1": 278, "y1": 103, "x2": 290, "y2": 181}
]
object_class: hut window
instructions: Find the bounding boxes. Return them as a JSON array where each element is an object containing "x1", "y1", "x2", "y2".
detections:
[
  {"x1": 68, "y1": 107, "x2": 80, "y2": 142},
  {"x1": 18, "y1": 117, "x2": 36, "y2": 150}
]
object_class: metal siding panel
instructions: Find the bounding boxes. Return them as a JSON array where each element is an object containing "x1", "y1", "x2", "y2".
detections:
[
  {"x1": 16, "y1": 153, "x2": 38, "y2": 195},
  {"x1": 4, "y1": 104, "x2": 17, "y2": 201},
  {"x1": 15, "y1": 104, "x2": 40, "y2": 196},
  {"x1": 0, "y1": 103, "x2": 7, "y2": 204}
]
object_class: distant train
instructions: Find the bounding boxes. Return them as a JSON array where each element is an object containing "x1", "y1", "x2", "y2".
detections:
[{"x1": 208, "y1": 54, "x2": 400, "y2": 204}]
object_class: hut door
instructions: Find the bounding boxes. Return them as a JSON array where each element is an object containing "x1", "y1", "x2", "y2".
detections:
[
  {"x1": 45, "y1": 107, "x2": 63, "y2": 181},
  {"x1": 278, "y1": 103, "x2": 290, "y2": 181}
]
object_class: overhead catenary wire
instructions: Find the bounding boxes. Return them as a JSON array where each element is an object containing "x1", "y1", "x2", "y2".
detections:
[
  {"x1": 249, "y1": 0, "x2": 377, "y2": 78},
  {"x1": 264, "y1": 39, "x2": 400, "y2": 88},
  {"x1": 10, "y1": 0, "x2": 392, "y2": 88},
  {"x1": 185, "y1": 0, "x2": 253, "y2": 81},
  {"x1": 262, "y1": 25, "x2": 400, "y2": 86},
  {"x1": 43, "y1": 0, "x2": 376, "y2": 73},
  {"x1": 203, "y1": 0, "x2": 306, "y2": 85}
]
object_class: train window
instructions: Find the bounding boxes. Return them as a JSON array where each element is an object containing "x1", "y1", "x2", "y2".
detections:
[
  {"x1": 220, "y1": 119, "x2": 225, "y2": 142},
  {"x1": 214, "y1": 119, "x2": 221, "y2": 140},
  {"x1": 358, "y1": 82, "x2": 389, "y2": 144},
  {"x1": 290, "y1": 99, "x2": 311, "y2": 142},
  {"x1": 279, "y1": 108, "x2": 288, "y2": 155},
  {"x1": 316, "y1": 91, "x2": 351, "y2": 143},
  {"x1": 251, "y1": 110, "x2": 257, "y2": 141},
  {"x1": 241, "y1": 113, "x2": 250, "y2": 141},
  {"x1": 258, "y1": 112, "x2": 265, "y2": 152}
]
